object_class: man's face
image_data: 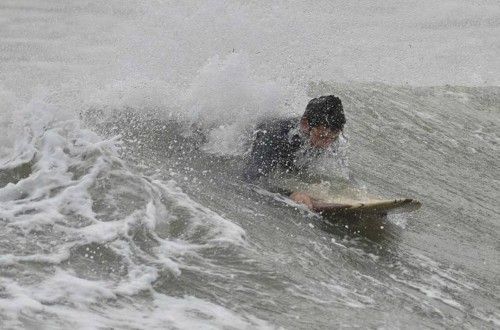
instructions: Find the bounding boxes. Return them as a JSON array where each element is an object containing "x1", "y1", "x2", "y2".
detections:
[{"x1": 308, "y1": 125, "x2": 341, "y2": 149}]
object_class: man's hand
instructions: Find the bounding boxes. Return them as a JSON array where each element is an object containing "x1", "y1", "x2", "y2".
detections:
[{"x1": 290, "y1": 191, "x2": 314, "y2": 210}]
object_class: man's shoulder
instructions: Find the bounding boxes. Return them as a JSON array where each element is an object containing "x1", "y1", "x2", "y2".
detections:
[
  {"x1": 254, "y1": 117, "x2": 298, "y2": 137},
  {"x1": 244, "y1": 117, "x2": 302, "y2": 181}
]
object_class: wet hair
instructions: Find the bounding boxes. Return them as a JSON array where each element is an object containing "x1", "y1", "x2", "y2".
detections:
[{"x1": 303, "y1": 95, "x2": 346, "y2": 131}]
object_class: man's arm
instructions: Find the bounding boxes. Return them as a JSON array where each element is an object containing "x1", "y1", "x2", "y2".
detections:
[
  {"x1": 243, "y1": 123, "x2": 315, "y2": 210},
  {"x1": 243, "y1": 128, "x2": 276, "y2": 182}
]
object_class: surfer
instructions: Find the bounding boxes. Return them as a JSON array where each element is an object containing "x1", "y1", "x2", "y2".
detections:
[{"x1": 244, "y1": 95, "x2": 346, "y2": 209}]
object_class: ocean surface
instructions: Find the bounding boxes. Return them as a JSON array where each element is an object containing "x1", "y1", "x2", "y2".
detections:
[{"x1": 1, "y1": 1, "x2": 499, "y2": 329}]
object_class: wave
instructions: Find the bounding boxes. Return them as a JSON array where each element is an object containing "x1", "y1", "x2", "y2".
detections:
[
  {"x1": 0, "y1": 91, "x2": 272, "y2": 328},
  {"x1": 1, "y1": 65, "x2": 499, "y2": 328}
]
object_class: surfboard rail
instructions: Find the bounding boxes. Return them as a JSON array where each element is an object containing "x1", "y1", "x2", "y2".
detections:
[{"x1": 312, "y1": 198, "x2": 422, "y2": 216}]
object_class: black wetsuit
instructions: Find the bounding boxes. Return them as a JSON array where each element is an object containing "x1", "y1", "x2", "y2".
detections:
[{"x1": 243, "y1": 118, "x2": 305, "y2": 182}]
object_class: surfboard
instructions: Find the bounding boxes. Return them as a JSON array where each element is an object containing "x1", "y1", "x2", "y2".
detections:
[
  {"x1": 266, "y1": 176, "x2": 422, "y2": 217},
  {"x1": 311, "y1": 197, "x2": 421, "y2": 216}
]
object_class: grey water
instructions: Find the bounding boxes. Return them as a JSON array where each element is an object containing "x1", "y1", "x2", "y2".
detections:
[{"x1": 1, "y1": 1, "x2": 499, "y2": 329}]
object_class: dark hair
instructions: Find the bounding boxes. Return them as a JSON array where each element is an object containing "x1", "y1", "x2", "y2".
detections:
[{"x1": 303, "y1": 95, "x2": 345, "y2": 130}]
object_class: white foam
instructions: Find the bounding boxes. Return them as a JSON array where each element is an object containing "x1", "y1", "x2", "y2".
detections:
[
  {"x1": 0, "y1": 274, "x2": 274, "y2": 329},
  {"x1": 0, "y1": 93, "x2": 256, "y2": 327},
  {"x1": 153, "y1": 179, "x2": 247, "y2": 246}
]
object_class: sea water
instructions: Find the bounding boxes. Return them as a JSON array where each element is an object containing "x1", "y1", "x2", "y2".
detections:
[{"x1": 1, "y1": 1, "x2": 499, "y2": 328}]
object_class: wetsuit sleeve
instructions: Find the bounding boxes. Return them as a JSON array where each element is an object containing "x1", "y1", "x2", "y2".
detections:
[{"x1": 243, "y1": 129, "x2": 276, "y2": 182}]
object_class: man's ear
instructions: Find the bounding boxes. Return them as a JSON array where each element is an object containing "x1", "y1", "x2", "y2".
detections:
[{"x1": 300, "y1": 117, "x2": 310, "y2": 133}]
